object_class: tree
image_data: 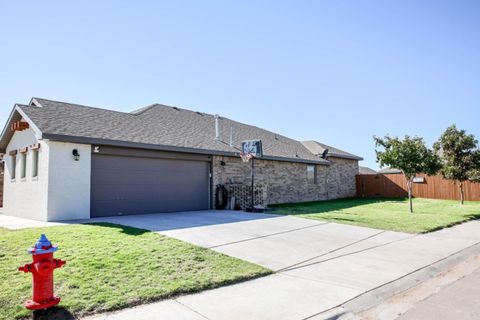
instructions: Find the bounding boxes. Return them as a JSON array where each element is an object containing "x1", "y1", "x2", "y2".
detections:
[
  {"x1": 374, "y1": 135, "x2": 441, "y2": 213},
  {"x1": 433, "y1": 125, "x2": 480, "y2": 205}
]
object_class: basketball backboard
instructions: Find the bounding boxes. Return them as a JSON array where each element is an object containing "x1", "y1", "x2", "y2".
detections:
[{"x1": 241, "y1": 140, "x2": 263, "y2": 157}]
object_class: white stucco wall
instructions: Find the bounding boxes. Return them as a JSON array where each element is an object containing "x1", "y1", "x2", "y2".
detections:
[
  {"x1": 3, "y1": 128, "x2": 49, "y2": 220},
  {"x1": 3, "y1": 127, "x2": 91, "y2": 221},
  {"x1": 46, "y1": 141, "x2": 91, "y2": 221}
]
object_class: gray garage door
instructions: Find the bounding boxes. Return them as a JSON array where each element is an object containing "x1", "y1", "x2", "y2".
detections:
[{"x1": 91, "y1": 153, "x2": 210, "y2": 217}]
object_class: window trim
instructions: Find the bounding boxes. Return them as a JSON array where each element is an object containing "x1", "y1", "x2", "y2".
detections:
[
  {"x1": 20, "y1": 151, "x2": 27, "y2": 180},
  {"x1": 11, "y1": 153, "x2": 16, "y2": 180},
  {"x1": 307, "y1": 164, "x2": 317, "y2": 184},
  {"x1": 32, "y1": 149, "x2": 39, "y2": 178}
]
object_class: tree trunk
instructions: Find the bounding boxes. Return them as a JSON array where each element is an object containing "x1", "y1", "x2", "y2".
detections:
[
  {"x1": 407, "y1": 179, "x2": 413, "y2": 213},
  {"x1": 459, "y1": 181, "x2": 464, "y2": 205}
]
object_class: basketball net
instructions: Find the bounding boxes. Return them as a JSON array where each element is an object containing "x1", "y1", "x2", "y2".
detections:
[{"x1": 240, "y1": 153, "x2": 254, "y2": 163}]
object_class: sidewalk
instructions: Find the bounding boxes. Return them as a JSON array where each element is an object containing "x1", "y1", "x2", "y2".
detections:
[
  {"x1": 398, "y1": 266, "x2": 480, "y2": 320},
  {"x1": 86, "y1": 220, "x2": 480, "y2": 320}
]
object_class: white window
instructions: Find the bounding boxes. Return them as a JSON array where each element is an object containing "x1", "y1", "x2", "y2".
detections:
[
  {"x1": 307, "y1": 165, "x2": 317, "y2": 184},
  {"x1": 11, "y1": 154, "x2": 16, "y2": 180},
  {"x1": 20, "y1": 152, "x2": 27, "y2": 179},
  {"x1": 32, "y1": 149, "x2": 39, "y2": 178}
]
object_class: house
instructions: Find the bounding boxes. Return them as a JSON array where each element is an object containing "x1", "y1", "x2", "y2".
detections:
[
  {"x1": 377, "y1": 167, "x2": 403, "y2": 174},
  {"x1": 359, "y1": 166, "x2": 378, "y2": 175},
  {"x1": 0, "y1": 98, "x2": 362, "y2": 221}
]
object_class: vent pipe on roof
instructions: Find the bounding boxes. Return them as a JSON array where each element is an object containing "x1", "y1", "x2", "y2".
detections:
[{"x1": 214, "y1": 114, "x2": 220, "y2": 141}]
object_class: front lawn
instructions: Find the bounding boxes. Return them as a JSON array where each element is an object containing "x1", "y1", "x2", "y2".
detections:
[
  {"x1": 0, "y1": 223, "x2": 270, "y2": 320},
  {"x1": 270, "y1": 198, "x2": 480, "y2": 233}
]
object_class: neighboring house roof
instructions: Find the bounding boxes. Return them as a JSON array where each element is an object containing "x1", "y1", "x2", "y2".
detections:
[
  {"x1": 0, "y1": 98, "x2": 338, "y2": 165},
  {"x1": 359, "y1": 166, "x2": 377, "y2": 175},
  {"x1": 301, "y1": 140, "x2": 363, "y2": 161},
  {"x1": 377, "y1": 167, "x2": 403, "y2": 174}
]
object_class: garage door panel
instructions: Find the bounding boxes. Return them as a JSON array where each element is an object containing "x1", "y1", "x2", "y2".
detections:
[
  {"x1": 91, "y1": 154, "x2": 210, "y2": 217},
  {"x1": 92, "y1": 172, "x2": 207, "y2": 189},
  {"x1": 92, "y1": 185, "x2": 206, "y2": 202}
]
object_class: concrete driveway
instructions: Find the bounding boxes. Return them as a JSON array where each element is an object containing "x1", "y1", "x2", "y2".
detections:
[{"x1": 88, "y1": 210, "x2": 412, "y2": 271}]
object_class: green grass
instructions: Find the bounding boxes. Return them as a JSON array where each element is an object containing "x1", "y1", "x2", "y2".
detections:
[
  {"x1": 270, "y1": 198, "x2": 480, "y2": 233},
  {"x1": 0, "y1": 223, "x2": 271, "y2": 320}
]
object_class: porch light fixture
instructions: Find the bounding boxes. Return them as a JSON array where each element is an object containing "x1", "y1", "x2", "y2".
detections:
[{"x1": 72, "y1": 149, "x2": 80, "y2": 161}]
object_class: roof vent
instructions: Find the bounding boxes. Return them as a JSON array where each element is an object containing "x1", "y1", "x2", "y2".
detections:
[
  {"x1": 214, "y1": 114, "x2": 220, "y2": 141},
  {"x1": 196, "y1": 111, "x2": 203, "y2": 116},
  {"x1": 172, "y1": 106, "x2": 180, "y2": 111}
]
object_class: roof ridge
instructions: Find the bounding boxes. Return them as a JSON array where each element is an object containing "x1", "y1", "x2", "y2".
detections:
[
  {"x1": 33, "y1": 97, "x2": 135, "y2": 116},
  {"x1": 129, "y1": 103, "x2": 160, "y2": 115},
  {"x1": 301, "y1": 140, "x2": 363, "y2": 160},
  {"x1": 224, "y1": 117, "x2": 300, "y2": 143},
  {"x1": 304, "y1": 140, "x2": 351, "y2": 154}
]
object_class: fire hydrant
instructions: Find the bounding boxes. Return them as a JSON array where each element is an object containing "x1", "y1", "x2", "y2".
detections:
[{"x1": 18, "y1": 234, "x2": 66, "y2": 310}]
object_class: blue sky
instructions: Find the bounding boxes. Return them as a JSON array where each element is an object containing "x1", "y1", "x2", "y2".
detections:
[{"x1": 1, "y1": 1, "x2": 479, "y2": 169}]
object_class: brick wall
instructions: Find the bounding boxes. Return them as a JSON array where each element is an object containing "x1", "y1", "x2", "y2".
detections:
[
  {"x1": 212, "y1": 155, "x2": 358, "y2": 206},
  {"x1": 326, "y1": 157, "x2": 359, "y2": 199}
]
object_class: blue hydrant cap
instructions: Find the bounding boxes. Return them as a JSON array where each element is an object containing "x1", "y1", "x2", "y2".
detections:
[{"x1": 27, "y1": 234, "x2": 58, "y2": 255}]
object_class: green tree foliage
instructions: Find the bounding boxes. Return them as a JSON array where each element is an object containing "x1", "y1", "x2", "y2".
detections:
[
  {"x1": 433, "y1": 125, "x2": 480, "y2": 204},
  {"x1": 374, "y1": 135, "x2": 441, "y2": 213}
]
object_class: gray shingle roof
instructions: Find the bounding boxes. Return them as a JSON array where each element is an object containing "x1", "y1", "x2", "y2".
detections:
[
  {"x1": 359, "y1": 166, "x2": 377, "y2": 175},
  {"x1": 6, "y1": 98, "x2": 331, "y2": 164},
  {"x1": 301, "y1": 140, "x2": 363, "y2": 160},
  {"x1": 377, "y1": 168, "x2": 403, "y2": 174}
]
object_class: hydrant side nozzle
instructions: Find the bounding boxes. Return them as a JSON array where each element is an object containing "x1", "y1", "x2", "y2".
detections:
[
  {"x1": 55, "y1": 259, "x2": 66, "y2": 269},
  {"x1": 18, "y1": 264, "x2": 31, "y2": 273}
]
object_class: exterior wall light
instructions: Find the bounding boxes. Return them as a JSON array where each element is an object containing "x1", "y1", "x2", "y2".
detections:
[{"x1": 72, "y1": 149, "x2": 80, "y2": 161}]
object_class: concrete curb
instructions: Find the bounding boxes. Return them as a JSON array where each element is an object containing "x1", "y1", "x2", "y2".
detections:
[{"x1": 311, "y1": 240, "x2": 480, "y2": 320}]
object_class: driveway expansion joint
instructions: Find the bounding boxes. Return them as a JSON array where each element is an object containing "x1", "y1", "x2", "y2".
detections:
[
  {"x1": 207, "y1": 221, "x2": 330, "y2": 249},
  {"x1": 174, "y1": 299, "x2": 211, "y2": 320},
  {"x1": 280, "y1": 273, "x2": 363, "y2": 292},
  {"x1": 280, "y1": 231, "x2": 417, "y2": 273},
  {"x1": 277, "y1": 230, "x2": 388, "y2": 272}
]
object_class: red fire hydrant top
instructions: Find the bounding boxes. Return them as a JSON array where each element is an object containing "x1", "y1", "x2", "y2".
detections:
[{"x1": 27, "y1": 233, "x2": 58, "y2": 255}]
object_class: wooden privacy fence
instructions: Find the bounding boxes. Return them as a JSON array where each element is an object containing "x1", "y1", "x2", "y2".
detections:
[{"x1": 356, "y1": 173, "x2": 480, "y2": 201}]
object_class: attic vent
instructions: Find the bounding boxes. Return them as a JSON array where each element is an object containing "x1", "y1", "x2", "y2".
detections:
[
  {"x1": 11, "y1": 121, "x2": 29, "y2": 132},
  {"x1": 274, "y1": 134, "x2": 279, "y2": 140},
  {"x1": 172, "y1": 106, "x2": 180, "y2": 111},
  {"x1": 196, "y1": 111, "x2": 203, "y2": 116}
]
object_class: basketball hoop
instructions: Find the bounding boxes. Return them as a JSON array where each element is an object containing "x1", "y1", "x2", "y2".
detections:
[{"x1": 240, "y1": 153, "x2": 254, "y2": 163}]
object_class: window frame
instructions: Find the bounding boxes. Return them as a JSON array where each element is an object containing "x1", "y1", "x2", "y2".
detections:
[
  {"x1": 307, "y1": 164, "x2": 317, "y2": 184},
  {"x1": 32, "y1": 149, "x2": 39, "y2": 178},
  {"x1": 11, "y1": 153, "x2": 16, "y2": 180},
  {"x1": 20, "y1": 151, "x2": 27, "y2": 180}
]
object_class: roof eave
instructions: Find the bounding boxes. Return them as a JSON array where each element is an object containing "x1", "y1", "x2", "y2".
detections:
[
  {"x1": 42, "y1": 133, "x2": 330, "y2": 165},
  {"x1": 0, "y1": 105, "x2": 43, "y2": 153},
  {"x1": 327, "y1": 153, "x2": 363, "y2": 161}
]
